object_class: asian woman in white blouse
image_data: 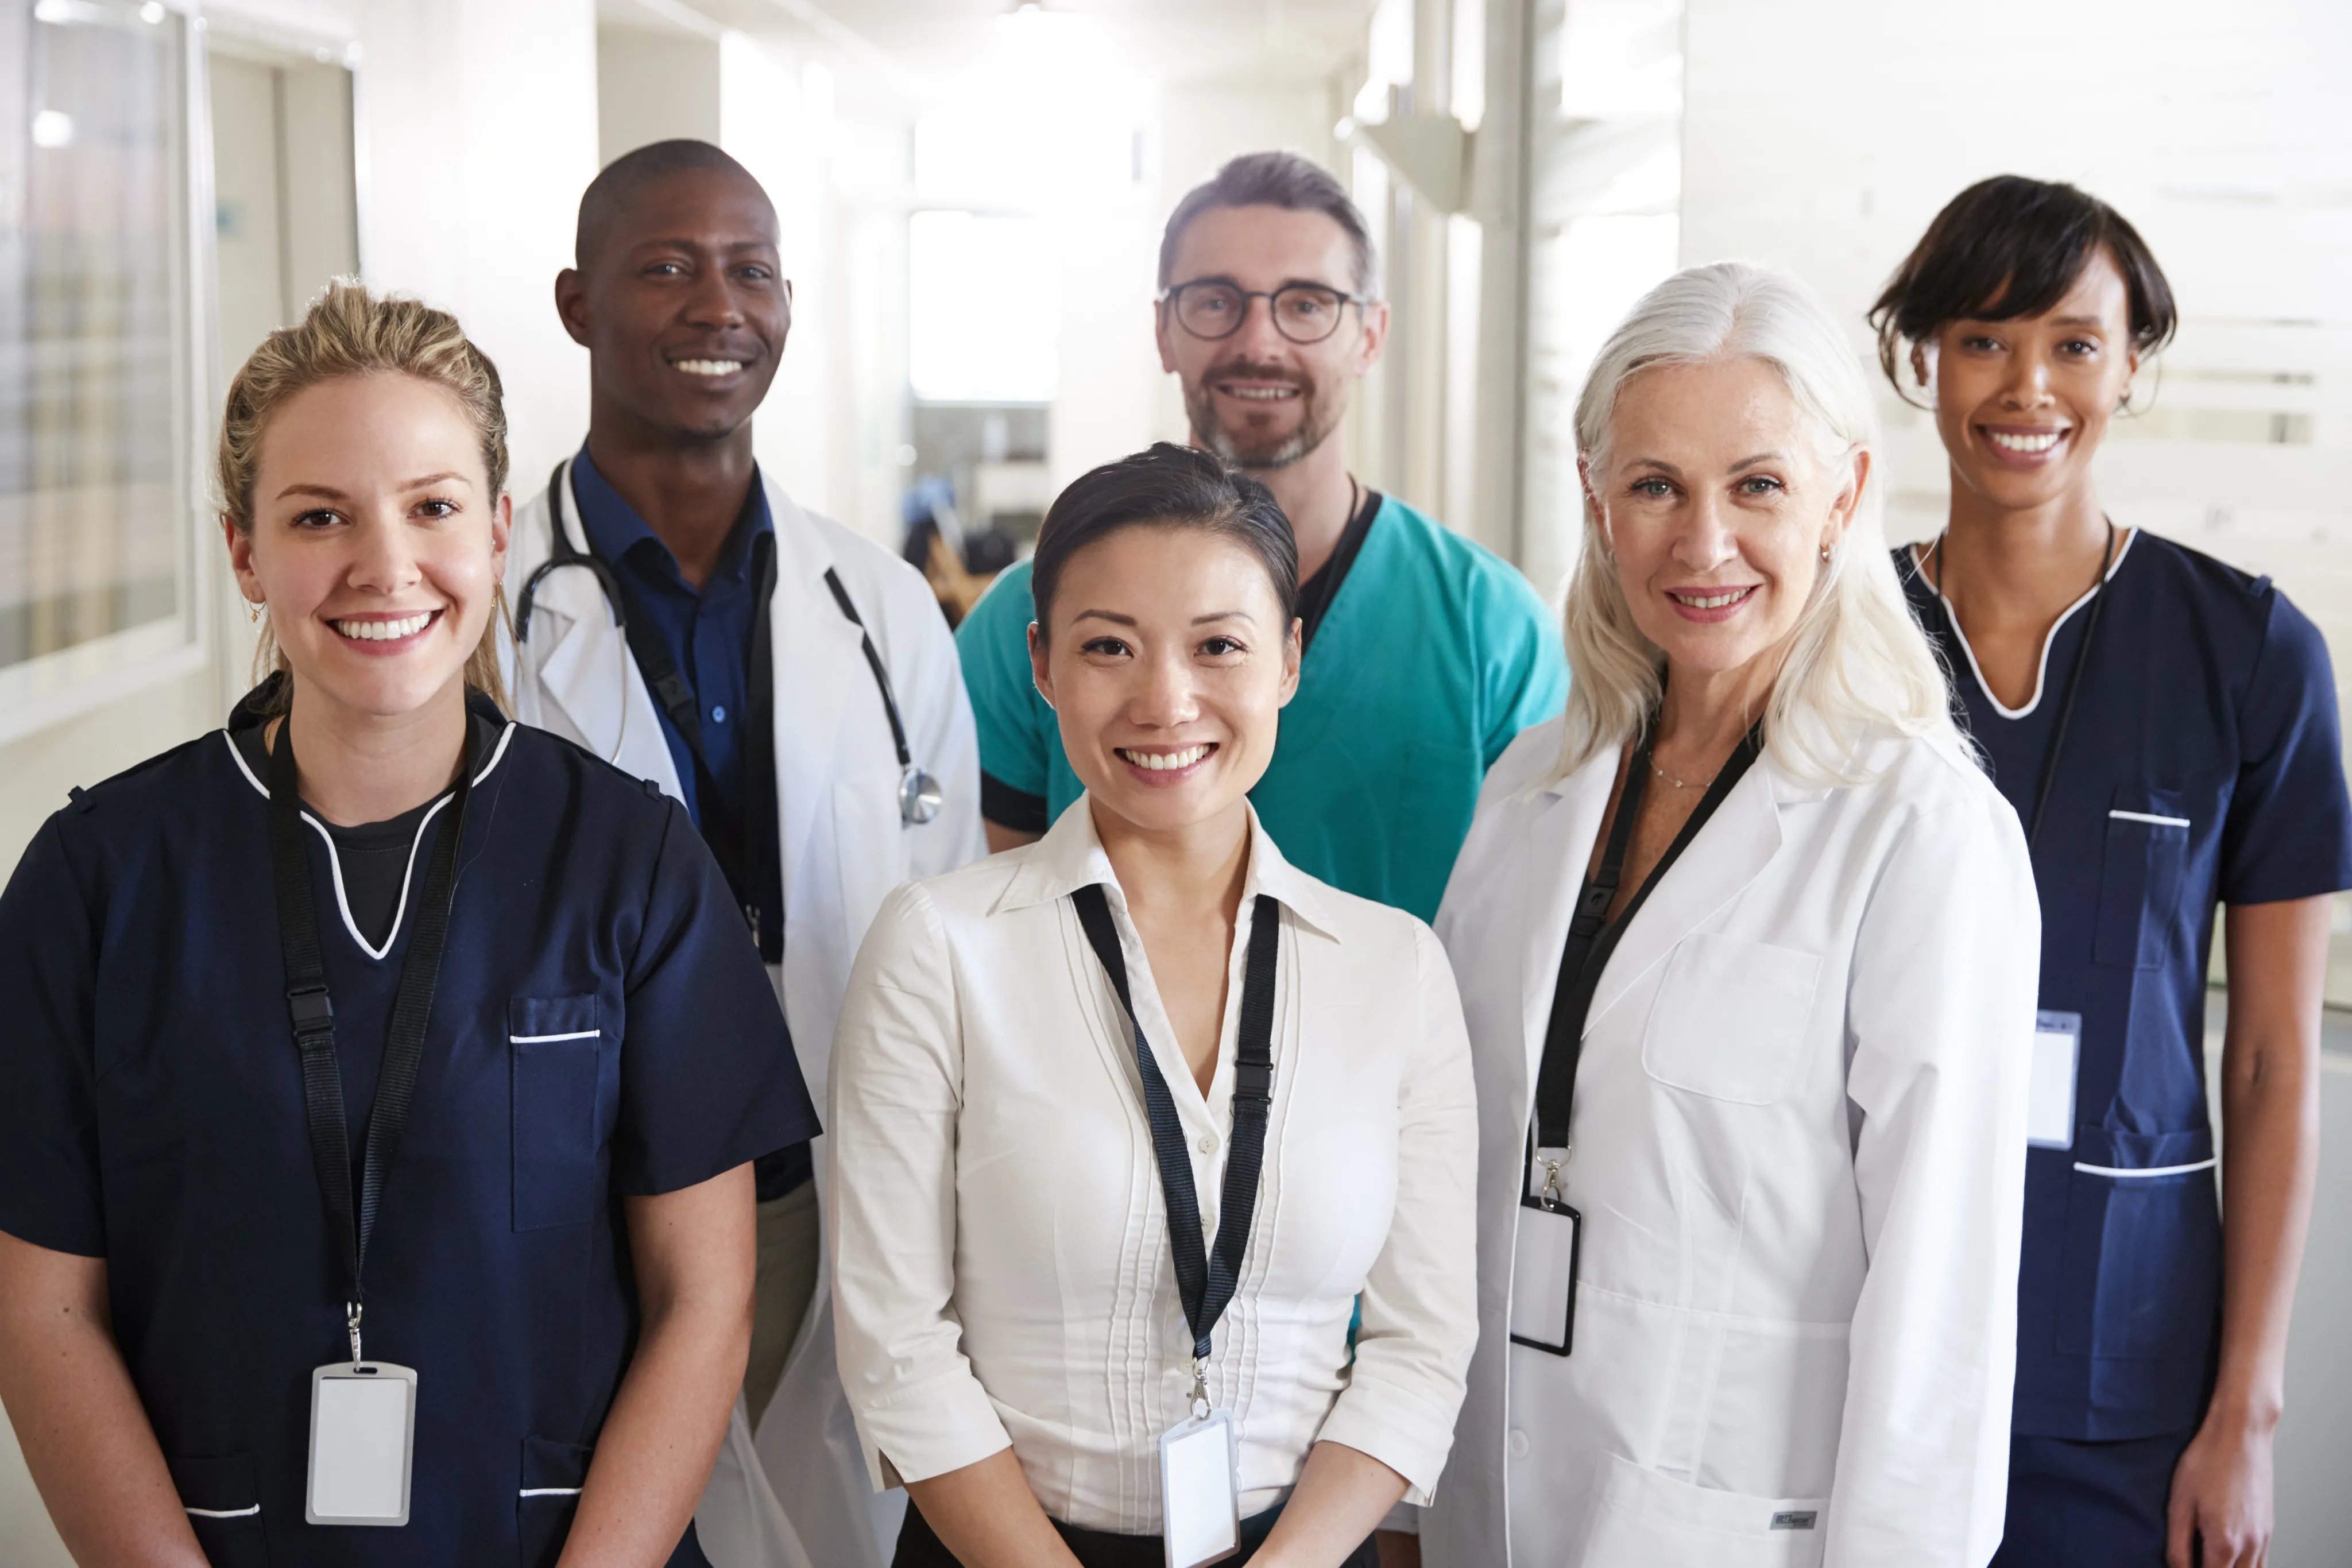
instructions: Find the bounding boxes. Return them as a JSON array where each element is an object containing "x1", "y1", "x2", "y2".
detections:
[
  {"x1": 830, "y1": 443, "x2": 1479, "y2": 1568},
  {"x1": 1423, "y1": 263, "x2": 2040, "y2": 1568}
]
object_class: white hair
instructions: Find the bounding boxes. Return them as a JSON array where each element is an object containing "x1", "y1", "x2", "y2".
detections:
[{"x1": 1556, "y1": 259, "x2": 1956, "y2": 787}]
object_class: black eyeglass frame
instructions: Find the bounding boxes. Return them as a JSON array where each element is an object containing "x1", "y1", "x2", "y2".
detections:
[{"x1": 1156, "y1": 279, "x2": 1375, "y2": 344}]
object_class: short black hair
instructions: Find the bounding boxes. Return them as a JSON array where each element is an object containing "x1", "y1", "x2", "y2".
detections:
[
  {"x1": 1158, "y1": 151, "x2": 1378, "y2": 297},
  {"x1": 1030, "y1": 443, "x2": 1298, "y2": 636},
  {"x1": 1870, "y1": 175, "x2": 2177, "y2": 398},
  {"x1": 573, "y1": 139, "x2": 773, "y2": 270}
]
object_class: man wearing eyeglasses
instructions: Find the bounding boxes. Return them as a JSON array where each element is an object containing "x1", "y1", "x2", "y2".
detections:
[{"x1": 955, "y1": 150, "x2": 1566, "y2": 923}]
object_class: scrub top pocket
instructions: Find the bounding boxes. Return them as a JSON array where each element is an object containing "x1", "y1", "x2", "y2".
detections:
[
  {"x1": 517, "y1": 1434, "x2": 592, "y2": 1568},
  {"x1": 2056, "y1": 1127, "x2": 2222, "y2": 1361},
  {"x1": 509, "y1": 996, "x2": 604, "y2": 1232},
  {"x1": 2094, "y1": 787, "x2": 2192, "y2": 970},
  {"x1": 168, "y1": 1450, "x2": 269, "y2": 1567},
  {"x1": 1642, "y1": 934, "x2": 1822, "y2": 1105}
]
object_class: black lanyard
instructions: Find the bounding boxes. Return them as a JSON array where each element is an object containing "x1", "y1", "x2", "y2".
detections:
[
  {"x1": 1533, "y1": 722, "x2": 1762, "y2": 1151},
  {"x1": 1931, "y1": 520, "x2": 2117, "y2": 850},
  {"x1": 1072, "y1": 882, "x2": 1281, "y2": 1373},
  {"x1": 266, "y1": 715, "x2": 471, "y2": 1364},
  {"x1": 547, "y1": 463, "x2": 779, "y2": 950}
]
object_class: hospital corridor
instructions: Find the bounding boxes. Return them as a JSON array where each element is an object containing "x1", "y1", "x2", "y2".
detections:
[{"x1": 1, "y1": 0, "x2": 2350, "y2": 1565}]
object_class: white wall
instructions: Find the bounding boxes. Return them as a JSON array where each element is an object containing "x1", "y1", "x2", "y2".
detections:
[{"x1": 599, "y1": 22, "x2": 719, "y2": 167}]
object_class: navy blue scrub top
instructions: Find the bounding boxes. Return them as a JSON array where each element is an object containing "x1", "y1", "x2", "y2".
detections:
[
  {"x1": 0, "y1": 698, "x2": 818, "y2": 1566},
  {"x1": 1899, "y1": 530, "x2": 2352, "y2": 1440}
]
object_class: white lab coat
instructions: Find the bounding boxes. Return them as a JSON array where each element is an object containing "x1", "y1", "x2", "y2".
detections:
[
  {"x1": 1422, "y1": 717, "x2": 2037, "y2": 1568},
  {"x1": 502, "y1": 461, "x2": 985, "y2": 1568}
]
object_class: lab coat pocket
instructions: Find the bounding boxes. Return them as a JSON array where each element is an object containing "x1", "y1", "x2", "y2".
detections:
[
  {"x1": 2056, "y1": 1127, "x2": 2222, "y2": 1360},
  {"x1": 2093, "y1": 786, "x2": 2191, "y2": 970},
  {"x1": 1641, "y1": 935, "x2": 1822, "y2": 1105},
  {"x1": 510, "y1": 996, "x2": 602, "y2": 1233},
  {"x1": 168, "y1": 1450, "x2": 269, "y2": 1566},
  {"x1": 517, "y1": 1434, "x2": 591, "y2": 1568},
  {"x1": 1577, "y1": 1452, "x2": 1827, "y2": 1568}
]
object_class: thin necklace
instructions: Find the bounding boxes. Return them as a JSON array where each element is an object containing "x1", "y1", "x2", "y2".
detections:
[{"x1": 1650, "y1": 755, "x2": 1717, "y2": 791}]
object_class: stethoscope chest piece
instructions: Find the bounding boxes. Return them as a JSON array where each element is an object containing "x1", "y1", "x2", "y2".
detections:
[{"x1": 900, "y1": 765, "x2": 943, "y2": 827}]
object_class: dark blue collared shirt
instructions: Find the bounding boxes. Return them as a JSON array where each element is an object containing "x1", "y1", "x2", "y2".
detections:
[
  {"x1": 571, "y1": 448, "x2": 770, "y2": 843},
  {"x1": 572, "y1": 447, "x2": 809, "y2": 1198}
]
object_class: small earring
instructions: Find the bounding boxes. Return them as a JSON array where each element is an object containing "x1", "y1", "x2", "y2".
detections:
[
  {"x1": 248, "y1": 601, "x2": 264, "y2": 624},
  {"x1": 1820, "y1": 544, "x2": 1833, "y2": 563}
]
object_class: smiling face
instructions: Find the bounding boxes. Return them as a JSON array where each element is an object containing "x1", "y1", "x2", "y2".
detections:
[
  {"x1": 227, "y1": 372, "x2": 509, "y2": 722},
  {"x1": 1586, "y1": 356, "x2": 1866, "y2": 681},
  {"x1": 1917, "y1": 246, "x2": 2138, "y2": 516},
  {"x1": 556, "y1": 165, "x2": 790, "y2": 442},
  {"x1": 1155, "y1": 204, "x2": 1386, "y2": 471},
  {"x1": 1030, "y1": 525, "x2": 1301, "y2": 836}
]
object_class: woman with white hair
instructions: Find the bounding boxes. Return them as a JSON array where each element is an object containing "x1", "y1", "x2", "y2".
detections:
[{"x1": 1421, "y1": 261, "x2": 2038, "y2": 1568}]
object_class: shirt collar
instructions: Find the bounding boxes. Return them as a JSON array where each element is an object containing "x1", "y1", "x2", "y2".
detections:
[
  {"x1": 570, "y1": 444, "x2": 774, "y2": 589},
  {"x1": 996, "y1": 792, "x2": 1344, "y2": 943}
]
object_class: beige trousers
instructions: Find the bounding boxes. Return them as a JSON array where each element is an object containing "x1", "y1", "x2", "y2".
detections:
[{"x1": 744, "y1": 1178, "x2": 821, "y2": 1426}]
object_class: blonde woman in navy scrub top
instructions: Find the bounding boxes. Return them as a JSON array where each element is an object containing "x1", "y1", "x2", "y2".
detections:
[
  {"x1": 0, "y1": 283, "x2": 813, "y2": 1566},
  {"x1": 1878, "y1": 176, "x2": 2352, "y2": 1568}
]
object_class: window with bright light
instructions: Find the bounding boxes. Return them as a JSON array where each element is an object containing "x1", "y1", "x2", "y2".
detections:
[{"x1": 908, "y1": 210, "x2": 1059, "y2": 404}]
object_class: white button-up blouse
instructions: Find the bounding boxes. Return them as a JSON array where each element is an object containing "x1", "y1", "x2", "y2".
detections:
[{"x1": 829, "y1": 797, "x2": 1479, "y2": 1533}]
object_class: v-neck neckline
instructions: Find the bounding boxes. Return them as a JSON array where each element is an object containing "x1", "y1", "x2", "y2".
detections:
[{"x1": 1911, "y1": 528, "x2": 2137, "y2": 720}]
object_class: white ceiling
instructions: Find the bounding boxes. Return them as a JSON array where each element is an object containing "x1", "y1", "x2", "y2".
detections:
[{"x1": 599, "y1": 0, "x2": 1379, "y2": 100}]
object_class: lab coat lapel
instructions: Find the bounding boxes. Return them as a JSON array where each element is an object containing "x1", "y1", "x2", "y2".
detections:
[
  {"x1": 1516, "y1": 759, "x2": 1619, "y2": 1113},
  {"x1": 764, "y1": 477, "x2": 864, "y2": 918},
  {"x1": 525, "y1": 467, "x2": 680, "y2": 795},
  {"x1": 1583, "y1": 758, "x2": 1782, "y2": 1035}
]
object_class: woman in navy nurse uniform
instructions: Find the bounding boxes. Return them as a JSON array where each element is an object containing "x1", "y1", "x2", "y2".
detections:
[
  {"x1": 1877, "y1": 176, "x2": 2352, "y2": 1568},
  {"x1": 0, "y1": 281, "x2": 815, "y2": 1566}
]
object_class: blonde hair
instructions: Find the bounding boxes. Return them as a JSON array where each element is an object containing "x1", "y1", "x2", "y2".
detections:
[
  {"x1": 220, "y1": 277, "x2": 511, "y2": 713},
  {"x1": 1558, "y1": 260, "x2": 1955, "y2": 786}
]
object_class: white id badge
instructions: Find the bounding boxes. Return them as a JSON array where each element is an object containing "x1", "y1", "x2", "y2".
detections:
[
  {"x1": 1510, "y1": 1199, "x2": 1580, "y2": 1354},
  {"x1": 2028, "y1": 1010, "x2": 2082, "y2": 1151},
  {"x1": 305, "y1": 1362, "x2": 417, "y2": 1526},
  {"x1": 1158, "y1": 1407, "x2": 1240, "y2": 1568}
]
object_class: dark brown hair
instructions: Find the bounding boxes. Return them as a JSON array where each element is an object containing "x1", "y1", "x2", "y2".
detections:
[
  {"x1": 1157, "y1": 151, "x2": 1376, "y2": 297},
  {"x1": 1030, "y1": 443, "x2": 1298, "y2": 636},
  {"x1": 1870, "y1": 175, "x2": 2177, "y2": 402}
]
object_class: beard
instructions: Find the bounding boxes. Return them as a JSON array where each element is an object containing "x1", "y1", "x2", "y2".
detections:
[{"x1": 1183, "y1": 360, "x2": 1342, "y2": 471}]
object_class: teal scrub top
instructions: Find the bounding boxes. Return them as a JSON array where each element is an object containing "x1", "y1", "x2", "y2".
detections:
[{"x1": 957, "y1": 493, "x2": 1568, "y2": 920}]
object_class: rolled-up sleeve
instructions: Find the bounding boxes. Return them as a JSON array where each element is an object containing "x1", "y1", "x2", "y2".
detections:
[
  {"x1": 1314, "y1": 919, "x2": 1481, "y2": 1504},
  {"x1": 829, "y1": 881, "x2": 1012, "y2": 1488},
  {"x1": 1831, "y1": 793, "x2": 2038, "y2": 1567}
]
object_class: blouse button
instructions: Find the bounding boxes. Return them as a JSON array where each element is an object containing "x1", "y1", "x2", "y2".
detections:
[
  {"x1": 1507, "y1": 1429, "x2": 1531, "y2": 1459},
  {"x1": 1197, "y1": 1134, "x2": 1217, "y2": 1154}
]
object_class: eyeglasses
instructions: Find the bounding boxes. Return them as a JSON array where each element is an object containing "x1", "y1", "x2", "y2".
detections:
[{"x1": 1159, "y1": 280, "x2": 1368, "y2": 344}]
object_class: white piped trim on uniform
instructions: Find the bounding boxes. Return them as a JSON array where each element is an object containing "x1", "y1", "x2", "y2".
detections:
[
  {"x1": 219, "y1": 721, "x2": 517, "y2": 962},
  {"x1": 184, "y1": 1504, "x2": 261, "y2": 1519},
  {"x1": 510, "y1": 1029, "x2": 599, "y2": 1044},
  {"x1": 2072, "y1": 1156, "x2": 2217, "y2": 1179},
  {"x1": 2110, "y1": 809, "x2": 2190, "y2": 828},
  {"x1": 304, "y1": 796, "x2": 451, "y2": 962},
  {"x1": 518, "y1": 1487, "x2": 583, "y2": 1498},
  {"x1": 1924, "y1": 528, "x2": 2139, "y2": 720}
]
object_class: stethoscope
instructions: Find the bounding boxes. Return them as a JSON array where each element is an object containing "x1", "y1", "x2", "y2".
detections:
[{"x1": 514, "y1": 461, "x2": 943, "y2": 827}]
